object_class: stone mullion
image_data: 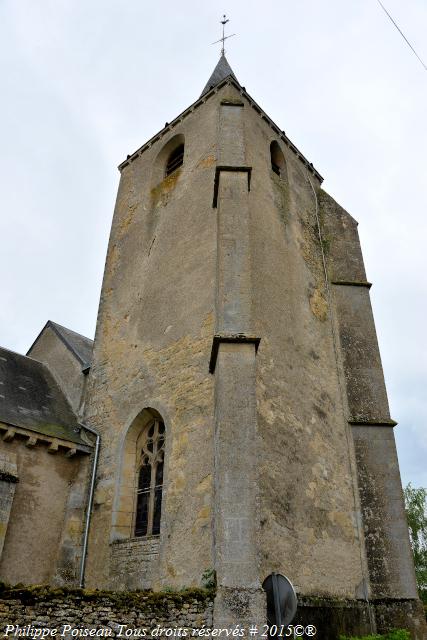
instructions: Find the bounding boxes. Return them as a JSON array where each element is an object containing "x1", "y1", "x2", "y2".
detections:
[{"x1": 147, "y1": 420, "x2": 159, "y2": 536}]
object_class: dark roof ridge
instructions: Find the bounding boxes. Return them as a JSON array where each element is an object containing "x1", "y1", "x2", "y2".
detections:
[
  {"x1": 27, "y1": 320, "x2": 93, "y2": 368},
  {"x1": 1, "y1": 344, "x2": 39, "y2": 361}
]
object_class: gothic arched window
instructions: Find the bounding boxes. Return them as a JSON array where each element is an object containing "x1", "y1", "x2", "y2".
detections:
[
  {"x1": 270, "y1": 141, "x2": 286, "y2": 178},
  {"x1": 135, "y1": 419, "x2": 165, "y2": 537},
  {"x1": 165, "y1": 143, "x2": 184, "y2": 176}
]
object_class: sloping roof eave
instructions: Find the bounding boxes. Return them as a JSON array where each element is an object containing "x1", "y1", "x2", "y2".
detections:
[{"x1": 118, "y1": 75, "x2": 323, "y2": 184}]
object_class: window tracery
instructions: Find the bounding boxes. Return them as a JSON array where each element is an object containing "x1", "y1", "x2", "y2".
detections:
[{"x1": 135, "y1": 419, "x2": 165, "y2": 537}]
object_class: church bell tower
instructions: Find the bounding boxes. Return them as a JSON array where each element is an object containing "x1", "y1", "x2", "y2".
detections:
[{"x1": 82, "y1": 53, "x2": 426, "y2": 636}]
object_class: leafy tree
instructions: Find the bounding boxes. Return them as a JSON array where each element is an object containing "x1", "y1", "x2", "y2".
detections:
[
  {"x1": 339, "y1": 631, "x2": 410, "y2": 640},
  {"x1": 404, "y1": 483, "x2": 427, "y2": 603}
]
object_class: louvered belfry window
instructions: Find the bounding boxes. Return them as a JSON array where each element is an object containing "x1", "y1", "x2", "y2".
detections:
[
  {"x1": 135, "y1": 419, "x2": 165, "y2": 537},
  {"x1": 165, "y1": 144, "x2": 184, "y2": 176}
]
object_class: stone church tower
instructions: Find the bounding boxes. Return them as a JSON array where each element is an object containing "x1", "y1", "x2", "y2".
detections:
[{"x1": 80, "y1": 56, "x2": 425, "y2": 634}]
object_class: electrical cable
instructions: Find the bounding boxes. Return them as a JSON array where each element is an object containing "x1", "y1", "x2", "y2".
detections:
[{"x1": 376, "y1": 0, "x2": 427, "y2": 71}]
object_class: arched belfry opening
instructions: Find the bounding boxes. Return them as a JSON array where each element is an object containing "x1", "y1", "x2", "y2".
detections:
[
  {"x1": 270, "y1": 140, "x2": 286, "y2": 178},
  {"x1": 112, "y1": 407, "x2": 166, "y2": 541},
  {"x1": 152, "y1": 134, "x2": 185, "y2": 185},
  {"x1": 165, "y1": 144, "x2": 184, "y2": 177}
]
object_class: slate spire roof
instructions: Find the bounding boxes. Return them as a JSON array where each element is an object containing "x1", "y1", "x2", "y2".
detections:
[{"x1": 200, "y1": 54, "x2": 239, "y2": 96}]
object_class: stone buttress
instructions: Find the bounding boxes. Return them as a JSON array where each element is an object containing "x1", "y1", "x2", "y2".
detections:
[{"x1": 211, "y1": 98, "x2": 265, "y2": 626}]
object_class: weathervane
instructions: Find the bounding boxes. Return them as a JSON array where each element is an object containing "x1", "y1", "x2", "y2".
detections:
[{"x1": 212, "y1": 14, "x2": 236, "y2": 56}]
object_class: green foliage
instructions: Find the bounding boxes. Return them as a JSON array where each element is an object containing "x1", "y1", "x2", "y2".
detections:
[
  {"x1": 201, "y1": 567, "x2": 216, "y2": 589},
  {"x1": 339, "y1": 631, "x2": 410, "y2": 640},
  {"x1": 320, "y1": 235, "x2": 331, "y2": 255},
  {"x1": 404, "y1": 483, "x2": 427, "y2": 602}
]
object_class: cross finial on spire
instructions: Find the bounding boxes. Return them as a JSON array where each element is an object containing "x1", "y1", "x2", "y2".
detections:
[{"x1": 211, "y1": 14, "x2": 236, "y2": 57}]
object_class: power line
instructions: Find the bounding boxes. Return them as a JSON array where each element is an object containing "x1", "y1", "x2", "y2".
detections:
[{"x1": 376, "y1": 0, "x2": 427, "y2": 71}]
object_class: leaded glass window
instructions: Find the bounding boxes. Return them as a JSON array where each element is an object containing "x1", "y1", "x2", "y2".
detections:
[{"x1": 135, "y1": 419, "x2": 165, "y2": 537}]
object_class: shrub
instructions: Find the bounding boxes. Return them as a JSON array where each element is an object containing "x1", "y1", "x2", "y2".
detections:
[{"x1": 339, "y1": 630, "x2": 411, "y2": 640}]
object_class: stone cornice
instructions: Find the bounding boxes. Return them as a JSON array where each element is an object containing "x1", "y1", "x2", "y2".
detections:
[
  {"x1": 118, "y1": 77, "x2": 323, "y2": 184},
  {"x1": 209, "y1": 333, "x2": 261, "y2": 374},
  {"x1": 0, "y1": 421, "x2": 92, "y2": 455},
  {"x1": 331, "y1": 280, "x2": 372, "y2": 288},
  {"x1": 349, "y1": 418, "x2": 398, "y2": 427}
]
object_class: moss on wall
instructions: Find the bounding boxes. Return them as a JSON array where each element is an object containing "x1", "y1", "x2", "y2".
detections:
[{"x1": 0, "y1": 582, "x2": 214, "y2": 608}]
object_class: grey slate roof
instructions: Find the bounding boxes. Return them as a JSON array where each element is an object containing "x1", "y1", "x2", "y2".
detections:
[
  {"x1": 0, "y1": 346, "x2": 88, "y2": 446},
  {"x1": 49, "y1": 321, "x2": 93, "y2": 368},
  {"x1": 200, "y1": 54, "x2": 239, "y2": 96},
  {"x1": 28, "y1": 320, "x2": 93, "y2": 369}
]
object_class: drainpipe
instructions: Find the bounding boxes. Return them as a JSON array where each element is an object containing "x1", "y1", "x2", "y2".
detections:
[{"x1": 79, "y1": 424, "x2": 101, "y2": 588}]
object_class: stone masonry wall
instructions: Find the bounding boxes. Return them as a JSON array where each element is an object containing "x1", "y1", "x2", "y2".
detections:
[
  {"x1": 0, "y1": 452, "x2": 18, "y2": 558},
  {"x1": 0, "y1": 440, "x2": 87, "y2": 587},
  {"x1": 0, "y1": 586, "x2": 425, "y2": 639},
  {"x1": 83, "y1": 90, "x2": 219, "y2": 591},
  {"x1": 110, "y1": 539, "x2": 160, "y2": 591},
  {"x1": 0, "y1": 586, "x2": 214, "y2": 638}
]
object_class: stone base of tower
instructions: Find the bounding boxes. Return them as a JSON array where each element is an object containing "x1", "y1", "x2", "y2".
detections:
[
  {"x1": 293, "y1": 596, "x2": 426, "y2": 639},
  {"x1": 213, "y1": 586, "x2": 266, "y2": 635},
  {"x1": 373, "y1": 599, "x2": 427, "y2": 639},
  {"x1": 1, "y1": 584, "x2": 425, "y2": 638},
  {"x1": 213, "y1": 592, "x2": 426, "y2": 639}
]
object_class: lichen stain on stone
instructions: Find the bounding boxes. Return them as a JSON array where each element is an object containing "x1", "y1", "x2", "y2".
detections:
[
  {"x1": 93, "y1": 480, "x2": 111, "y2": 507},
  {"x1": 150, "y1": 170, "x2": 181, "y2": 208},
  {"x1": 192, "y1": 505, "x2": 211, "y2": 533},
  {"x1": 309, "y1": 288, "x2": 328, "y2": 321},
  {"x1": 303, "y1": 527, "x2": 316, "y2": 545},
  {"x1": 305, "y1": 481, "x2": 317, "y2": 500},
  {"x1": 169, "y1": 469, "x2": 186, "y2": 498},
  {"x1": 195, "y1": 474, "x2": 212, "y2": 494},
  {"x1": 172, "y1": 431, "x2": 189, "y2": 459},
  {"x1": 65, "y1": 516, "x2": 82, "y2": 539},
  {"x1": 117, "y1": 202, "x2": 138, "y2": 237},
  {"x1": 166, "y1": 563, "x2": 177, "y2": 578},
  {"x1": 107, "y1": 244, "x2": 120, "y2": 278},
  {"x1": 258, "y1": 396, "x2": 286, "y2": 427},
  {"x1": 327, "y1": 510, "x2": 354, "y2": 539},
  {"x1": 196, "y1": 155, "x2": 216, "y2": 169},
  {"x1": 298, "y1": 206, "x2": 326, "y2": 293}
]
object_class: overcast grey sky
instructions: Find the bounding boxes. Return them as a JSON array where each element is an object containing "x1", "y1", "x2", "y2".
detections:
[{"x1": 1, "y1": 0, "x2": 426, "y2": 487}]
